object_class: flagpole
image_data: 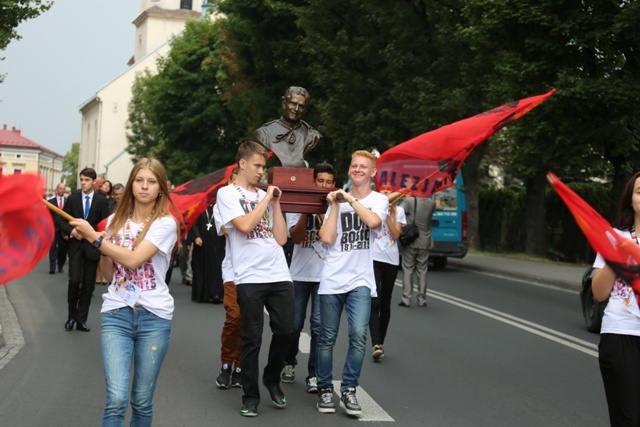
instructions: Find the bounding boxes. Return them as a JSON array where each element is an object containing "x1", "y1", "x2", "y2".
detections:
[{"x1": 41, "y1": 198, "x2": 75, "y2": 222}]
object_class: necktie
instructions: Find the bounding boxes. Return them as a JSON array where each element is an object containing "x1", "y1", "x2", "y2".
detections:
[
  {"x1": 59, "y1": 197, "x2": 63, "y2": 209},
  {"x1": 84, "y1": 195, "x2": 90, "y2": 220}
]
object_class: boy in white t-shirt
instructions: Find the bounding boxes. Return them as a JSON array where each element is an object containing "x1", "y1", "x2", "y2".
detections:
[
  {"x1": 213, "y1": 168, "x2": 243, "y2": 389},
  {"x1": 281, "y1": 163, "x2": 337, "y2": 392},
  {"x1": 316, "y1": 150, "x2": 388, "y2": 417},
  {"x1": 216, "y1": 141, "x2": 293, "y2": 418}
]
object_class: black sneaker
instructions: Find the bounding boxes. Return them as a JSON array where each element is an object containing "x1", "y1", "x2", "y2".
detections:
[
  {"x1": 263, "y1": 381, "x2": 286, "y2": 408},
  {"x1": 306, "y1": 376, "x2": 318, "y2": 393},
  {"x1": 231, "y1": 367, "x2": 242, "y2": 388},
  {"x1": 240, "y1": 401, "x2": 258, "y2": 417},
  {"x1": 216, "y1": 364, "x2": 232, "y2": 389},
  {"x1": 340, "y1": 387, "x2": 362, "y2": 416},
  {"x1": 317, "y1": 388, "x2": 335, "y2": 413}
]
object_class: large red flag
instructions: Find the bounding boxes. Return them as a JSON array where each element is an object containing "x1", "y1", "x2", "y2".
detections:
[
  {"x1": 547, "y1": 172, "x2": 640, "y2": 303},
  {"x1": 374, "y1": 89, "x2": 555, "y2": 197},
  {"x1": 0, "y1": 173, "x2": 55, "y2": 284},
  {"x1": 170, "y1": 164, "x2": 236, "y2": 238}
]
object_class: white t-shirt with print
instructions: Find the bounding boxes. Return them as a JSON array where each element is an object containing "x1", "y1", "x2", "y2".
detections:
[
  {"x1": 214, "y1": 203, "x2": 234, "y2": 283},
  {"x1": 216, "y1": 184, "x2": 291, "y2": 285},
  {"x1": 319, "y1": 191, "x2": 388, "y2": 296},
  {"x1": 372, "y1": 206, "x2": 406, "y2": 266},
  {"x1": 287, "y1": 212, "x2": 326, "y2": 282},
  {"x1": 593, "y1": 227, "x2": 640, "y2": 336},
  {"x1": 101, "y1": 215, "x2": 178, "y2": 320}
]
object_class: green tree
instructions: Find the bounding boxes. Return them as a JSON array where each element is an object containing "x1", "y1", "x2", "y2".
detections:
[
  {"x1": 461, "y1": 0, "x2": 640, "y2": 256},
  {"x1": 0, "y1": 0, "x2": 52, "y2": 83},
  {"x1": 214, "y1": 0, "x2": 315, "y2": 141},
  {"x1": 62, "y1": 142, "x2": 79, "y2": 189}
]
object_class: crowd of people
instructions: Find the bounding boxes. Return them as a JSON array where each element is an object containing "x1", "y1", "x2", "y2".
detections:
[{"x1": 55, "y1": 85, "x2": 440, "y2": 424}]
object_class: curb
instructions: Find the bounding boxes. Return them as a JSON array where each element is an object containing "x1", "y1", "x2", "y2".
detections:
[{"x1": 447, "y1": 259, "x2": 582, "y2": 292}]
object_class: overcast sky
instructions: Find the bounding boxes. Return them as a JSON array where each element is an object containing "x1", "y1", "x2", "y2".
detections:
[{"x1": 0, "y1": 1, "x2": 139, "y2": 157}]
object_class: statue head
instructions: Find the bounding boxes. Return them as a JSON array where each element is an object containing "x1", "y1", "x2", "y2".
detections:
[{"x1": 281, "y1": 86, "x2": 310, "y2": 125}]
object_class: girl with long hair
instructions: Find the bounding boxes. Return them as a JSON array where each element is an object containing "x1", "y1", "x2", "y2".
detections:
[
  {"x1": 71, "y1": 158, "x2": 181, "y2": 426},
  {"x1": 592, "y1": 171, "x2": 640, "y2": 426}
]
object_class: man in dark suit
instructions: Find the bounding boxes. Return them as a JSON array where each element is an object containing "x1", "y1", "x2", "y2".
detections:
[
  {"x1": 48, "y1": 183, "x2": 68, "y2": 274},
  {"x1": 61, "y1": 168, "x2": 109, "y2": 332}
]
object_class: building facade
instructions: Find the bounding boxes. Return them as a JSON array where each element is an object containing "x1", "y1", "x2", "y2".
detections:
[
  {"x1": 78, "y1": 0, "x2": 208, "y2": 185},
  {"x1": 0, "y1": 124, "x2": 64, "y2": 195}
]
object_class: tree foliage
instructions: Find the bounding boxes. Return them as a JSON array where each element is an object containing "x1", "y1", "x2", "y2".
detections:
[
  {"x1": 126, "y1": 0, "x2": 640, "y2": 258},
  {"x1": 62, "y1": 142, "x2": 79, "y2": 189}
]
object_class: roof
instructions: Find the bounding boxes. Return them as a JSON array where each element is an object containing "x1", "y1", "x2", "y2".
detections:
[{"x1": 0, "y1": 125, "x2": 63, "y2": 157}]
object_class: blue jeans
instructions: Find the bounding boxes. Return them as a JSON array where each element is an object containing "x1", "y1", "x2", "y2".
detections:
[
  {"x1": 284, "y1": 281, "x2": 320, "y2": 379},
  {"x1": 317, "y1": 286, "x2": 371, "y2": 392},
  {"x1": 101, "y1": 307, "x2": 171, "y2": 427}
]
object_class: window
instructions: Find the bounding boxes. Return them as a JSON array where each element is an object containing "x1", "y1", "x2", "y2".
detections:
[{"x1": 180, "y1": 0, "x2": 193, "y2": 10}]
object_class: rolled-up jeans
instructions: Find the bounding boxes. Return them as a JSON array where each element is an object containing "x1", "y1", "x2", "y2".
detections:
[
  {"x1": 284, "y1": 280, "x2": 321, "y2": 379},
  {"x1": 101, "y1": 306, "x2": 171, "y2": 427},
  {"x1": 317, "y1": 285, "x2": 371, "y2": 392}
]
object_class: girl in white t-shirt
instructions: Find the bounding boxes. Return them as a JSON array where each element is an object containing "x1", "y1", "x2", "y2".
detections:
[
  {"x1": 592, "y1": 171, "x2": 640, "y2": 426},
  {"x1": 71, "y1": 158, "x2": 180, "y2": 426},
  {"x1": 369, "y1": 188, "x2": 407, "y2": 362}
]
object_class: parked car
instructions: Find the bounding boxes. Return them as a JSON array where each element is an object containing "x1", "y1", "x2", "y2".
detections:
[{"x1": 580, "y1": 266, "x2": 608, "y2": 333}]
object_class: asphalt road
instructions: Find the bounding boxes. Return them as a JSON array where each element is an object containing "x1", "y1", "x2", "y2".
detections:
[{"x1": 0, "y1": 259, "x2": 607, "y2": 426}]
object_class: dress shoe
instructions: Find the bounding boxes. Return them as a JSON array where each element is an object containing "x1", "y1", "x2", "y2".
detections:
[
  {"x1": 64, "y1": 319, "x2": 76, "y2": 331},
  {"x1": 58, "y1": 268, "x2": 64, "y2": 273},
  {"x1": 49, "y1": 270, "x2": 55, "y2": 275},
  {"x1": 398, "y1": 301, "x2": 410, "y2": 307},
  {"x1": 263, "y1": 381, "x2": 286, "y2": 408},
  {"x1": 76, "y1": 321, "x2": 91, "y2": 332}
]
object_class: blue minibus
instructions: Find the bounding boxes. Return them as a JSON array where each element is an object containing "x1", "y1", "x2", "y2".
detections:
[{"x1": 429, "y1": 175, "x2": 468, "y2": 269}]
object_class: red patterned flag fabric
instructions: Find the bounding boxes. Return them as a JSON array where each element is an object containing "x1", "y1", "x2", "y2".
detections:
[
  {"x1": 374, "y1": 89, "x2": 555, "y2": 197},
  {"x1": 547, "y1": 172, "x2": 640, "y2": 303},
  {"x1": 0, "y1": 173, "x2": 55, "y2": 284},
  {"x1": 170, "y1": 164, "x2": 237, "y2": 239}
]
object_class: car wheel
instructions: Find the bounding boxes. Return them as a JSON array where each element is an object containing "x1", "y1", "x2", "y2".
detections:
[{"x1": 583, "y1": 285, "x2": 603, "y2": 333}]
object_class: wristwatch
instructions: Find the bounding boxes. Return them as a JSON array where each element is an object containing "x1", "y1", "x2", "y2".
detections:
[
  {"x1": 348, "y1": 197, "x2": 358, "y2": 206},
  {"x1": 92, "y1": 235, "x2": 104, "y2": 249}
]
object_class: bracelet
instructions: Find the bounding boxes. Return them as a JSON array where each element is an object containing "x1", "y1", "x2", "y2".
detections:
[{"x1": 348, "y1": 197, "x2": 358, "y2": 206}]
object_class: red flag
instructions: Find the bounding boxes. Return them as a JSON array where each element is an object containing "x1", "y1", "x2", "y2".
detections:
[
  {"x1": 170, "y1": 164, "x2": 237, "y2": 239},
  {"x1": 547, "y1": 172, "x2": 640, "y2": 303},
  {"x1": 374, "y1": 89, "x2": 555, "y2": 197},
  {"x1": 0, "y1": 174, "x2": 55, "y2": 284}
]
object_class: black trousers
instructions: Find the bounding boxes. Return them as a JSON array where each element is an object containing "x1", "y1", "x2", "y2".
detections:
[
  {"x1": 236, "y1": 281, "x2": 293, "y2": 405},
  {"x1": 370, "y1": 260, "x2": 399, "y2": 346},
  {"x1": 49, "y1": 235, "x2": 68, "y2": 272},
  {"x1": 67, "y1": 248, "x2": 99, "y2": 323},
  {"x1": 599, "y1": 333, "x2": 640, "y2": 427}
]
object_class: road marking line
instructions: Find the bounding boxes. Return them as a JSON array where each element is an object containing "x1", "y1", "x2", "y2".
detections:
[
  {"x1": 395, "y1": 279, "x2": 598, "y2": 358},
  {"x1": 331, "y1": 381, "x2": 395, "y2": 422}
]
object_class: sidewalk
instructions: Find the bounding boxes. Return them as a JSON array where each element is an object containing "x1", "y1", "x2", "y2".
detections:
[
  {"x1": 0, "y1": 253, "x2": 587, "y2": 359},
  {"x1": 448, "y1": 252, "x2": 586, "y2": 292}
]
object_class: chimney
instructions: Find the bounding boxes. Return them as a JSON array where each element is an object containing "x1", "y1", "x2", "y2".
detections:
[{"x1": 2, "y1": 124, "x2": 6, "y2": 130}]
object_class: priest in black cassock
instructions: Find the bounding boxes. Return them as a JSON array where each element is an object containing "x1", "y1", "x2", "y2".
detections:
[{"x1": 188, "y1": 203, "x2": 225, "y2": 303}]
